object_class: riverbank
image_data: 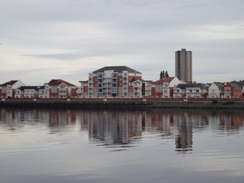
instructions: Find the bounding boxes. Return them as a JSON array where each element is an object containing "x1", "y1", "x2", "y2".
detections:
[{"x1": 1, "y1": 98, "x2": 244, "y2": 110}]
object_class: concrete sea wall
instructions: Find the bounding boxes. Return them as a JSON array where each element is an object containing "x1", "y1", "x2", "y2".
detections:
[{"x1": 0, "y1": 98, "x2": 244, "y2": 110}]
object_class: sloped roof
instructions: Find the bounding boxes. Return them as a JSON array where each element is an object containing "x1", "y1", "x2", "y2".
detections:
[
  {"x1": 176, "y1": 83, "x2": 208, "y2": 90},
  {"x1": 48, "y1": 79, "x2": 76, "y2": 87},
  {"x1": 79, "y1": 80, "x2": 88, "y2": 84},
  {"x1": 229, "y1": 82, "x2": 242, "y2": 90},
  {"x1": 93, "y1": 66, "x2": 141, "y2": 74},
  {"x1": 214, "y1": 82, "x2": 225, "y2": 89},
  {"x1": 129, "y1": 77, "x2": 145, "y2": 83},
  {"x1": 154, "y1": 77, "x2": 175, "y2": 84},
  {"x1": 18, "y1": 86, "x2": 44, "y2": 91},
  {"x1": 0, "y1": 80, "x2": 18, "y2": 86}
]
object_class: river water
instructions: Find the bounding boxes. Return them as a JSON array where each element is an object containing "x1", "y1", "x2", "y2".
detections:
[{"x1": 0, "y1": 109, "x2": 244, "y2": 183}]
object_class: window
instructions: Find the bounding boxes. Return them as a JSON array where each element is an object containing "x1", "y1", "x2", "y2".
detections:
[{"x1": 163, "y1": 83, "x2": 168, "y2": 87}]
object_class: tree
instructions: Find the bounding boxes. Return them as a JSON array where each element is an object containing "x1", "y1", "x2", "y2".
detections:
[
  {"x1": 160, "y1": 71, "x2": 163, "y2": 79},
  {"x1": 165, "y1": 71, "x2": 169, "y2": 77},
  {"x1": 160, "y1": 71, "x2": 169, "y2": 79}
]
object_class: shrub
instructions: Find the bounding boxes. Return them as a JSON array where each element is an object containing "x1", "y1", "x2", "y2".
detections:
[
  {"x1": 223, "y1": 99, "x2": 235, "y2": 105},
  {"x1": 212, "y1": 99, "x2": 218, "y2": 104}
]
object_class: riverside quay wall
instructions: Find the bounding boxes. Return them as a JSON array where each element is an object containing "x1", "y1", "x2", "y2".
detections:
[{"x1": 1, "y1": 98, "x2": 244, "y2": 110}]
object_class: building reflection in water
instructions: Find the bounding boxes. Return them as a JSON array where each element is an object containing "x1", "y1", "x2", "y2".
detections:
[
  {"x1": 174, "y1": 112, "x2": 193, "y2": 152},
  {"x1": 84, "y1": 111, "x2": 142, "y2": 145},
  {"x1": 0, "y1": 109, "x2": 244, "y2": 152}
]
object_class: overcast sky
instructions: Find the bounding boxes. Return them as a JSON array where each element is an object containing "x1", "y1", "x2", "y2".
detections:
[{"x1": 0, "y1": 0, "x2": 243, "y2": 85}]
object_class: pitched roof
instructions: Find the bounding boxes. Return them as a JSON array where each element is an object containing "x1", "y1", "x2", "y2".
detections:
[
  {"x1": 48, "y1": 79, "x2": 76, "y2": 87},
  {"x1": 18, "y1": 86, "x2": 44, "y2": 91},
  {"x1": 176, "y1": 83, "x2": 208, "y2": 90},
  {"x1": 129, "y1": 77, "x2": 145, "y2": 83},
  {"x1": 214, "y1": 82, "x2": 225, "y2": 89},
  {"x1": 229, "y1": 82, "x2": 242, "y2": 90},
  {"x1": 92, "y1": 66, "x2": 141, "y2": 74},
  {"x1": 0, "y1": 80, "x2": 19, "y2": 86},
  {"x1": 154, "y1": 77, "x2": 175, "y2": 84},
  {"x1": 79, "y1": 80, "x2": 88, "y2": 84}
]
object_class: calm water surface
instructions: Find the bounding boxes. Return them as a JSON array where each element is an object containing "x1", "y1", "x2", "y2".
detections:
[{"x1": 0, "y1": 109, "x2": 244, "y2": 183}]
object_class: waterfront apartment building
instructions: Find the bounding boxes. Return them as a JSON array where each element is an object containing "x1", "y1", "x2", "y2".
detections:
[
  {"x1": 175, "y1": 48, "x2": 192, "y2": 82},
  {"x1": 0, "y1": 80, "x2": 25, "y2": 98},
  {"x1": 48, "y1": 79, "x2": 77, "y2": 98},
  {"x1": 88, "y1": 66, "x2": 142, "y2": 98}
]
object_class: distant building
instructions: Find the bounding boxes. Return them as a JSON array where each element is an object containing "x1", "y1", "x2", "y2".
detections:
[
  {"x1": 150, "y1": 77, "x2": 182, "y2": 98},
  {"x1": 128, "y1": 77, "x2": 152, "y2": 98},
  {"x1": 77, "y1": 81, "x2": 89, "y2": 98},
  {"x1": 224, "y1": 82, "x2": 243, "y2": 98},
  {"x1": 208, "y1": 82, "x2": 224, "y2": 98},
  {"x1": 175, "y1": 48, "x2": 192, "y2": 82},
  {"x1": 48, "y1": 79, "x2": 77, "y2": 98},
  {"x1": 88, "y1": 66, "x2": 142, "y2": 98},
  {"x1": 173, "y1": 83, "x2": 208, "y2": 98},
  {"x1": 0, "y1": 80, "x2": 25, "y2": 98},
  {"x1": 15, "y1": 84, "x2": 50, "y2": 98}
]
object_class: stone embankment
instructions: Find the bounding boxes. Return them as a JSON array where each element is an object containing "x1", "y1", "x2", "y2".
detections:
[{"x1": 0, "y1": 98, "x2": 244, "y2": 110}]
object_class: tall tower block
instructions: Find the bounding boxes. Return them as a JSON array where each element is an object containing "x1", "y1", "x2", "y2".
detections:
[{"x1": 175, "y1": 48, "x2": 192, "y2": 82}]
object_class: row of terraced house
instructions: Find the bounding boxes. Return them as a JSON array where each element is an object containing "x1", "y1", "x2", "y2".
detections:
[{"x1": 0, "y1": 66, "x2": 244, "y2": 99}]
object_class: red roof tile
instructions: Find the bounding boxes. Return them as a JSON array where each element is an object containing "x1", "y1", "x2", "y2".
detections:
[
  {"x1": 48, "y1": 79, "x2": 76, "y2": 87},
  {"x1": 0, "y1": 80, "x2": 18, "y2": 86},
  {"x1": 154, "y1": 77, "x2": 175, "y2": 84}
]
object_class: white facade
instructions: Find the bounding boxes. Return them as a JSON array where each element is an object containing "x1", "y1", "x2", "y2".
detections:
[
  {"x1": 208, "y1": 83, "x2": 223, "y2": 98},
  {"x1": 162, "y1": 82, "x2": 170, "y2": 98},
  {"x1": 173, "y1": 84, "x2": 208, "y2": 98},
  {"x1": 186, "y1": 87, "x2": 203, "y2": 98},
  {"x1": 173, "y1": 88, "x2": 184, "y2": 98},
  {"x1": 168, "y1": 77, "x2": 182, "y2": 87},
  {"x1": 58, "y1": 83, "x2": 68, "y2": 98},
  {"x1": 144, "y1": 82, "x2": 152, "y2": 97},
  {"x1": 1, "y1": 80, "x2": 25, "y2": 98},
  {"x1": 77, "y1": 81, "x2": 88, "y2": 98},
  {"x1": 14, "y1": 84, "x2": 50, "y2": 98},
  {"x1": 39, "y1": 84, "x2": 50, "y2": 98},
  {"x1": 223, "y1": 87, "x2": 231, "y2": 98},
  {"x1": 129, "y1": 80, "x2": 142, "y2": 98}
]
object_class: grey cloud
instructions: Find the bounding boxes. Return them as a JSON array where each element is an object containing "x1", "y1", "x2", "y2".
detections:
[
  {"x1": 0, "y1": 0, "x2": 244, "y2": 84},
  {"x1": 24, "y1": 52, "x2": 88, "y2": 60}
]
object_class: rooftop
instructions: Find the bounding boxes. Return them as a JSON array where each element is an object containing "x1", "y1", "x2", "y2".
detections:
[
  {"x1": 48, "y1": 79, "x2": 76, "y2": 87},
  {"x1": 0, "y1": 80, "x2": 19, "y2": 86},
  {"x1": 154, "y1": 77, "x2": 175, "y2": 84},
  {"x1": 92, "y1": 66, "x2": 141, "y2": 74},
  {"x1": 18, "y1": 86, "x2": 44, "y2": 91}
]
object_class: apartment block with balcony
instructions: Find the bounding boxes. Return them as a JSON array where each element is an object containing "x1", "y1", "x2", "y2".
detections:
[{"x1": 88, "y1": 66, "x2": 142, "y2": 98}]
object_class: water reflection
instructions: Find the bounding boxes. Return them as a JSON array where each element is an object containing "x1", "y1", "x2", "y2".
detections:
[{"x1": 0, "y1": 109, "x2": 244, "y2": 153}]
